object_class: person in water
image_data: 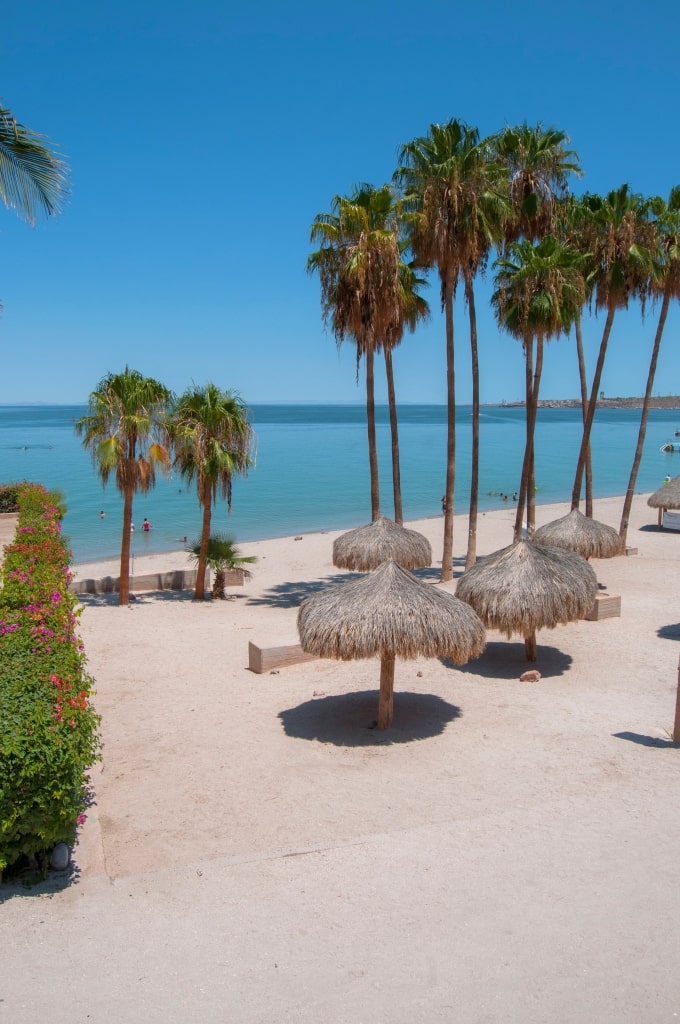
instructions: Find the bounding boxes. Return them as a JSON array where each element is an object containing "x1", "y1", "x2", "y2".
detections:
[{"x1": 143, "y1": 518, "x2": 151, "y2": 532}]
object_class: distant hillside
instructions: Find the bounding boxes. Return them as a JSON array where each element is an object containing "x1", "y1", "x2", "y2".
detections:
[{"x1": 499, "y1": 396, "x2": 680, "y2": 410}]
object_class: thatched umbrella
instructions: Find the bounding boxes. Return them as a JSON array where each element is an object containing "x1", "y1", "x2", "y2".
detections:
[
  {"x1": 297, "y1": 559, "x2": 485, "y2": 729},
  {"x1": 332, "y1": 515, "x2": 432, "y2": 571},
  {"x1": 648, "y1": 476, "x2": 680, "y2": 524},
  {"x1": 532, "y1": 508, "x2": 623, "y2": 559},
  {"x1": 455, "y1": 539, "x2": 598, "y2": 662}
]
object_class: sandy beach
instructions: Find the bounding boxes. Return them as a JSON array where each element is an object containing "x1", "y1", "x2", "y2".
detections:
[{"x1": 3, "y1": 493, "x2": 680, "y2": 1022}]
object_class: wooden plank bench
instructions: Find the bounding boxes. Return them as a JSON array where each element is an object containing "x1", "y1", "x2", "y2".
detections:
[
  {"x1": 248, "y1": 640, "x2": 317, "y2": 674},
  {"x1": 585, "y1": 593, "x2": 621, "y2": 621}
]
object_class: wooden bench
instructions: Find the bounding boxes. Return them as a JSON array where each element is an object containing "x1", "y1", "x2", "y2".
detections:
[
  {"x1": 248, "y1": 641, "x2": 317, "y2": 674},
  {"x1": 585, "y1": 593, "x2": 621, "y2": 621}
]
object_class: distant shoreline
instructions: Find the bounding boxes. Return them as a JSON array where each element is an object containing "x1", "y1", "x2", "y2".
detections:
[{"x1": 497, "y1": 396, "x2": 680, "y2": 410}]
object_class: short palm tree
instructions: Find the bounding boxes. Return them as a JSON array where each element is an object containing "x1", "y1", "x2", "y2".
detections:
[
  {"x1": 75, "y1": 368, "x2": 173, "y2": 606},
  {"x1": 619, "y1": 186, "x2": 680, "y2": 544},
  {"x1": 187, "y1": 533, "x2": 256, "y2": 600},
  {"x1": 308, "y1": 183, "x2": 404, "y2": 521},
  {"x1": 492, "y1": 237, "x2": 587, "y2": 539},
  {"x1": 171, "y1": 383, "x2": 255, "y2": 601},
  {"x1": 0, "y1": 104, "x2": 69, "y2": 223}
]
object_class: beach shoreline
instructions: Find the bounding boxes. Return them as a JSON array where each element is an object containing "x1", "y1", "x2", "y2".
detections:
[{"x1": 4, "y1": 488, "x2": 680, "y2": 1022}]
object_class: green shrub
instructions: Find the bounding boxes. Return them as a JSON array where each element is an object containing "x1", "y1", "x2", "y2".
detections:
[
  {"x1": 0, "y1": 483, "x2": 20, "y2": 514},
  {"x1": 0, "y1": 484, "x2": 101, "y2": 874}
]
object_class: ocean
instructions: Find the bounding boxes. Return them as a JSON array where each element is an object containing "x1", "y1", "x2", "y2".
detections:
[{"x1": 1, "y1": 403, "x2": 679, "y2": 564}]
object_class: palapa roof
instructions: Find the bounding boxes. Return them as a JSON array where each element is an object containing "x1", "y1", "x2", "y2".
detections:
[
  {"x1": 455, "y1": 539, "x2": 598, "y2": 638},
  {"x1": 647, "y1": 476, "x2": 680, "y2": 510},
  {"x1": 297, "y1": 559, "x2": 485, "y2": 663},
  {"x1": 332, "y1": 515, "x2": 432, "y2": 571},
  {"x1": 532, "y1": 508, "x2": 622, "y2": 559}
]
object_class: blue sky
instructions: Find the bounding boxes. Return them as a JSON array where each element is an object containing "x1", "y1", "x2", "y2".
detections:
[{"x1": 2, "y1": 0, "x2": 679, "y2": 406}]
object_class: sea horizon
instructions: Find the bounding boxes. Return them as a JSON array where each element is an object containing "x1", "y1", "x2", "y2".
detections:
[{"x1": 2, "y1": 402, "x2": 679, "y2": 564}]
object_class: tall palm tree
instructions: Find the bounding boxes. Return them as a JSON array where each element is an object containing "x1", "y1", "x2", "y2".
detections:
[
  {"x1": 619, "y1": 186, "x2": 680, "y2": 544},
  {"x1": 308, "y1": 184, "x2": 404, "y2": 521},
  {"x1": 397, "y1": 119, "x2": 503, "y2": 580},
  {"x1": 569, "y1": 185, "x2": 655, "y2": 512},
  {"x1": 383, "y1": 258, "x2": 430, "y2": 523},
  {"x1": 556, "y1": 196, "x2": 597, "y2": 516},
  {"x1": 492, "y1": 237, "x2": 587, "y2": 539},
  {"x1": 171, "y1": 383, "x2": 255, "y2": 601},
  {"x1": 75, "y1": 368, "x2": 173, "y2": 606},
  {"x1": 0, "y1": 104, "x2": 69, "y2": 223}
]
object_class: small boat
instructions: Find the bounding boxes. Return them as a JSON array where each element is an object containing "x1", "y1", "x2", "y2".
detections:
[
  {"x1": 661, "y1": 440, "x2": 680, "y2": 453},
  {"x1": 675, "y1": 429, "x2": 680, "y2": 437}
]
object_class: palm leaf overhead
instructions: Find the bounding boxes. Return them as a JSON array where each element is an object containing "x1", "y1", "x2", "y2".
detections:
[{"x1": 0, "y1": 105, "x2": 69, "y2": 223}]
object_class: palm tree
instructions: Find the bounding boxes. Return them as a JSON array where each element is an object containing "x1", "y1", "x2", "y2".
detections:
[
  {"x1": 187, "y1": 533, "x2": 256, "y2": 600},
  {"x1": 308, "y1": 184, "x2": 404, "y2": 521},
  {"x1": 569, "y1": 185, "x2": 655, "y2": 512},
  {"x1": 75, "y1": 368, "x2": 172, "y2": 606},
  {"x1": 397, "y1": 119, "x2": 503, "y2": 580},
  {"x1": 493, "y1": 122, "x2": 580, "y2": 244},
  {"x1": 492, "y1": 237, "x2": 587, "y2": 539},
  {"x1": 0, "y1": 104, "x2": 69, "y2": 223},
  {"x1": 619, "y1": 186, "x2": 680, "y2": 545},
  {"x1": 171, "y1": 383, "x2": 255, "y2": 601}
]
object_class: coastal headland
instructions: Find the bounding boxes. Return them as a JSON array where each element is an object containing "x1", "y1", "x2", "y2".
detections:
[{"x1": 498, "y1": 394, "x2": 680, "y2": 409}]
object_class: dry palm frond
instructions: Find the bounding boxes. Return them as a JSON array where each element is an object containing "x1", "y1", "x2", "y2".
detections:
[
  {"x1": 332, "y1": 516, "x2": 432, "y2": 571},
  {"x1": 455, "y1": 539, "x2": 597, "y2": 638},
  {"x1": 298, "y1": 559, "x2": 485, "y2": 663},
  {"x1": 533, "y1": 508, "x2": 622, "y2": 558},
  {"x1": 647, "y1": 476, "x2": 680, "y2": 509}
]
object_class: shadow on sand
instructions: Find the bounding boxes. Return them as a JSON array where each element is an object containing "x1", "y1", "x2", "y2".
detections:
[
  {"x1": 657, "y1": 622, "x2": 680, "y2": 641},
  {"x1": 613, "y1": 730, "x2": 679, "y2": 749},
  {"x1": 279, "y1": 690, "x2": 461, "y2": 746},
  {"x1": 453, "y1": 640, "x2": 573, "y2": 680}
]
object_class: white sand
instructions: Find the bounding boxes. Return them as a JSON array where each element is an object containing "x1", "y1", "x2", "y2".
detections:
[{"x1": 3, "y1": 493, "x2": 680, "y2": 1023}]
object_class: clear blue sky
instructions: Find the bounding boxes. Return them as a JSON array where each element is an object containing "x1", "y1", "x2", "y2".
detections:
[{"x1": 2, "y1": 0, "x2": 679, "y2": 406}]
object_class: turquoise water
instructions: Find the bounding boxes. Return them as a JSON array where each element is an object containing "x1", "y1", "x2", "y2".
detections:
[{"x1": 1, "y1": 403, "x2": 678, "y2": 564}]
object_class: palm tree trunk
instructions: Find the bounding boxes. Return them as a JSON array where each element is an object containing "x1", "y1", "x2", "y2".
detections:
[
  {"x1": 195, "y1": 501, "x2": 212, "y2": 601},
  {"x1": 574, "y1": 314, "x2": 593, "y2": 517},
  {"x1": 384, "y1": 346, "x2": 403, "y2": 525},
  {"x1": 514, "y1": 335, "x2": 534, "y2": 543},
  {"x1": 440, "y1": 275, "x2": 456, "y2": 583},
  {"x1": 619, "y1": 286, "x2": 672, "y2": 545},
  {"x1": 571, "y1": 304, "x2": 616, "y2": 510},
  {"x1": 119, "y1": 487, "x2": 134, "y2": 606},
  {"x1": 366, "y1": 346, "x2": 380, "y2": 521},
  {"x1": 465, "y1": 274, "x2": 480, "y2": 570},
  {"x1": 526, "y1": 336, "x2": 544, "y2": 535}
]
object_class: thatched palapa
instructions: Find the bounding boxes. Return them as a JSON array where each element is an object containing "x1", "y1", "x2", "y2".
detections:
[
  {"x1": 332, "y1": 515, "x2": 432, "y2": 571},
  {"x1": 297, "y1": 559, "x2": 485, "y2": 729},
  {"x1": 532, "y1": 508, "x2": 623, "y2": 559},
  {"x1": 647, "y1": 476, "x2": 680, "y2": 510},
  {"x1": 455, "y1": 539, "x2": 598, "y2": 662}
]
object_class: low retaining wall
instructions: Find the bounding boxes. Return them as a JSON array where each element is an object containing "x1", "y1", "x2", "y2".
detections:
[{"x1": 69, "y1": 567, "x2": 214, "y2": 595}]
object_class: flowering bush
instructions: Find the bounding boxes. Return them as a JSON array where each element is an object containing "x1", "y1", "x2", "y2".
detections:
[
  {"x1": 0, "y1": 483, "x2": 20, "y2": 514},
  {"x1": 0, "y1": 483, "x2": 101, "y2": 875}
]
